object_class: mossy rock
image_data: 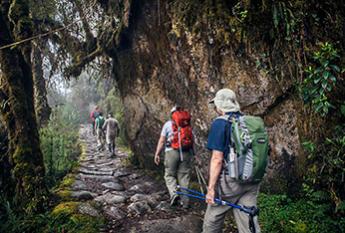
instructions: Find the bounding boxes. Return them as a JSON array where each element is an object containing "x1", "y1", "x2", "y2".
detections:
[
  {"x1": 50, "y1": 201, "x2": 105, "y2": 233},
  {"x1": 60, "y1": 174, "x2": 75, "y2": 188},
  {"x1": 51, "y1": 201, "x2": 80, "y2": 216},
  {"x1": 66, "y1": 213, "x2": 105, "y2": 233},
  {"x1": 80, "y1": 142, "x2": 88, "y2": 160},
  {"x1": 56, "y1": 189, "x2": 72, "y2": 200}
]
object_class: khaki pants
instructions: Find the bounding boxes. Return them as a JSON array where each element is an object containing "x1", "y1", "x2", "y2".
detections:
[
  {"x1": 164, "y1": 149, "x2": 192, "y2": 204},
  {"x1": 96, "y1": 129, "x2": 105, "y2": 149},
  {"x1": 203, "y1": 181, "x2": 261, "y2": 233}
]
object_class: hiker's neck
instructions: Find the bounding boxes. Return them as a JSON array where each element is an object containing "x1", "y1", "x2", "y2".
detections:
[{"x1": 215, "y1": 108, "x2": 225, "y2": 116}]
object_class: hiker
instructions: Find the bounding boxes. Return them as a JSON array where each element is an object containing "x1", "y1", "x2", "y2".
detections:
[
  {"x1": 154, "y1": 106, "x2": 194, "y2": 208},
  {"x1": 95, "y1": 112, "x2": 106, "y2": 150},
  {"x1": 90, "y1": 106, "x2": 101, "y2": 135},
  {"x1": 203, "y1": 88, "x2": 267, "y2": 233},
  {"x1": 103, "y1": 113, "x2": 120, "y2": 156}
]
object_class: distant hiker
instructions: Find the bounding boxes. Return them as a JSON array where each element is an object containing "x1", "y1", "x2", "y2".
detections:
[
  {"x1": 203, "y1": 89, "x2": 268, "y2": 233},
  {"x1": 90, "y1": 106, "x2": 101, "y2": 135},
  {"x1": 103, "y1": 113, "x2": 120, "y2": 156},
  {"x1": 154, "y1": 106, "x2": 194, "y2": 208},
  {"x1": 95, "y1": 112, "x2": 106, "y2": 150}
]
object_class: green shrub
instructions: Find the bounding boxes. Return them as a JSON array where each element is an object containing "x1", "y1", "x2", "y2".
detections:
[
  {"x1": 302, "y1": 42, "x2": 342, "y2": 116},
  {"x1": 0, "y1": 198, "x2": 104, "y2": 233},
  {"x1": 302, "y1": 121, "x2": 345, "y2": 206},
  {"x1": 259, "y1": 193, "x2": 344, "y2": 233},
  {"x1": 40, "y1": 105, "x2": 80, "y2": 187}
]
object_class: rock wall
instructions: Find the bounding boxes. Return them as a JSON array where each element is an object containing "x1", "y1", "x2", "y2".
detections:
[{"x1": 112, "y1": 0, "x2": 302, "y2": 192}]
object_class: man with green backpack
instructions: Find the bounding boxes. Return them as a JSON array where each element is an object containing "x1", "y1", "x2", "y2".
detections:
[
  {"x1": 95, "y1": 112, "x2": 106, "y2": 150},
  {"x1": 203, "y1": 89, "x2": 269, "y2": 233}
]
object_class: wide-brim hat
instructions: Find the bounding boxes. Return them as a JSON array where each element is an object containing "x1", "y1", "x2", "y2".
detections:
[{"x1": 209, "y1": 88, "x2": 241, "y2": 113}]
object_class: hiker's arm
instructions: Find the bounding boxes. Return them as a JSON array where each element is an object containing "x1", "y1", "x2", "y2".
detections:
[
  {"x1": 102, "y1": 120, "x2": 107, "y2": 130},
  {"x1": 117, "y1": 123, "x2": 120, "y2": 136},
  {"x1": 154, "y1": 136, "x2": 166, "y2": 165},
  {"x1": 206, "y1": 150, "x2": 224, "y2": 204}
]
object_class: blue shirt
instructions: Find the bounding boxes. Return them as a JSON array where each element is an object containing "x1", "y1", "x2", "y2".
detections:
[{"x1": 207, "y1": 112, "x2": 242, "y2": 159}]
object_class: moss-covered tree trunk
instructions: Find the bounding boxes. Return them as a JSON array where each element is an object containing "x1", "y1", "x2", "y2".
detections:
[
  {"x1": 0, "y1": 0, "x2": 47, "y2": 213},
  {"x1": 0, "y1": 124, "x2": 12, "y2": 200},
  {"x1": 31, "y1": 42, "x2": 51, "y2": 128}
]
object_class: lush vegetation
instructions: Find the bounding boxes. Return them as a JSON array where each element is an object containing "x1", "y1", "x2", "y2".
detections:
[
  {"x1": 0, "y1": 74, "x2": 123, "y2": 233},
  {"x1": 0, "y1": 0, "x2": 344, "y2": 232},
  {"x1": 259, "y1": 193, "x2": 345, "y2": 233},
  {"x1": 40, "y1": 105, "x2": 80, "y2": 187},
  {"x1": 0, "y1": 199, "x2": 104, "y2": 233}
]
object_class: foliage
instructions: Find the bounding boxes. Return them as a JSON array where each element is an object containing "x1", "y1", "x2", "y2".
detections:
[
  {"x1": 0, "y1": 198, "x2": 104, "y2": 233},
  {"x1": 302, "y1": 42, "x2": 342, "y2": 116},
  {"x1": 67, "y1": 73, "x2": 102, "y2": 124},
  {"x1": 40, "y1": 104, "x2": 80, "y2": 187},
  {"x1": 259, "y1": 193, "x2": 345, "y2": 233},
  {"x1": 302, "y1": 123, "x2": 345, "y2": 206}
]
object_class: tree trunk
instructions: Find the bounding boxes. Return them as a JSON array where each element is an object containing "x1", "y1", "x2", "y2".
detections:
[
  {"x1": 31, "y1": 42, "x2": 51, "y2": 128},
  {"x1": 0, "y1": 123, "x2": 12, "y2": 199},
  {"x1": 0, "y1": 0, "x2": 47, "y2": 213}
]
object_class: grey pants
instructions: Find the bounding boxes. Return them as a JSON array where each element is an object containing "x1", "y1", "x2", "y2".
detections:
[
  {"x1": 164, "y1": 149, "x2": 192, "y2": 204},
  {"x1": 203, "y1": 181, "x2": 261, "y2": 233}
]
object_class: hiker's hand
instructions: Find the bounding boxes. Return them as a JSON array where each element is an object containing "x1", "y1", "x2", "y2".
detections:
[
  {"x1": 206, "y1": 188, "x2": 215, "y2": 204},
  {"x1": 154, "y1": 154, "x2": 160, "y2": 165}
]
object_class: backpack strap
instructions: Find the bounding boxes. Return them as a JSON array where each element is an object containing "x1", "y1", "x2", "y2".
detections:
[{"x1": 215, "y1": 115, "x2": 236, "y2": 157}]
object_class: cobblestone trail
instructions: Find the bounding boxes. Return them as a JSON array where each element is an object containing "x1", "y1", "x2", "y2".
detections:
[{"x1": 69, "y1": 126, "x2": 203, "y2": 232}]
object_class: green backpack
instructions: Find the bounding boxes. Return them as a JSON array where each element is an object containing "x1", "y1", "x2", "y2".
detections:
[
  {"x1": 96, "y1": 116, "x2": 105, "y2": 129},
  {"x1": 221, "y1": 115, "x2": 269, "y2": 183}
]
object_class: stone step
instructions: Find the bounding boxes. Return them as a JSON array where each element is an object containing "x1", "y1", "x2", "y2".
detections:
[
  {"x1": 76, "y1": 173, "x2": 118, "y2": 182},
  {"x1": 79, "y1": 165, "x2": 115, "y2": 172},
  {"x1": 78, "y1": 168, "x2": 114, "y2": 176}
]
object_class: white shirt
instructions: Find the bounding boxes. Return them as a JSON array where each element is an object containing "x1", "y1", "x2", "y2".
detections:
[{"x1": 160, "y1": 121, "x2": 174, "y2": 152}]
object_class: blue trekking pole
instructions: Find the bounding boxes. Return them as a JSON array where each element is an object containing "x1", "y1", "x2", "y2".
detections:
[{"x1": 175, "y1": 186, "x2": 259, "y2": 233}]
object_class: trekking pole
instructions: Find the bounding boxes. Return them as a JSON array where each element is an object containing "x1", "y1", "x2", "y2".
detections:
[
  {"x1": 176, "y1": 186, "x2": 259, "y2": 216},
  {"x1": 176, "y1": 186, "x2": 259, "y2": 233},
  {"x1": 195, "y1": 165, "x2": 207, "y2": 188},
  {"x1": 195, "y1": 166, "x2": 205, "y2": 194}
]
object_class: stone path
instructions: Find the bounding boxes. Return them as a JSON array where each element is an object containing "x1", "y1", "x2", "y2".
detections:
[{"x1": 67, "y1": 125, "x2": 203, "y2": 232}]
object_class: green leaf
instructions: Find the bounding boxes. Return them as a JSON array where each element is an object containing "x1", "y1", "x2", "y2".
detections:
[
  {"x1": 322, "y1": 60, "x2": 329, "y2": 67},
  {"x1": 313, "y1": 77, "x2": 321, "y2": 84},
  {"x1": 341, "y1": 105, "x2": 345, "y2": 117},
  {"x1": 273, "y1": 4, "x2": 279, "y2": 28},
  {"x1": 323, "y1": 71, "x2": 330, "y2": 79},
  {"x1": 330, "y1": 64, "x2": 340, "y2": 73}
]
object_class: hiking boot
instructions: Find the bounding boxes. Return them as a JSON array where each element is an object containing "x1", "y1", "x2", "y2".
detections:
[
  {"x1": 181, "y1": 203, "x2": 190, "y2": 209},
  {"x1": 170, "y1": 194, "x2": 180, "y2": 206},
  {"x1": 180, "y1": 200, "x2": 190, "y2": 209}
]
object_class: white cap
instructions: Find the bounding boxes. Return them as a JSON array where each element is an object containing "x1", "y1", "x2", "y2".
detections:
[{"x1": 209, "y1": 88, "x2": 240, "y2": 113}]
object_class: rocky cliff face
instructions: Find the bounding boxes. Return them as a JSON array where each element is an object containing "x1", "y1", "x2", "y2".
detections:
[{"x1": 112, "y1": 0, "x2": 302, "y2": 192}]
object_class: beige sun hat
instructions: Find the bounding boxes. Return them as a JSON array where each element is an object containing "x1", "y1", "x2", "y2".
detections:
[{"x1": 209, "y1": 88, "x2": 241, "y2": 113}]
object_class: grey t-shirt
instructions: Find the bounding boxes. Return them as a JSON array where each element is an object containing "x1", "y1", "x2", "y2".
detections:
[{"x1": 161, "y1": 120, "x2": 174, "y2": 152}]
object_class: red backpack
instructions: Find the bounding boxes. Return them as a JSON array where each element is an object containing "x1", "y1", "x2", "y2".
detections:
[{"x1": 171, "y1": 110, "x2": 193, "y2": 150}]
